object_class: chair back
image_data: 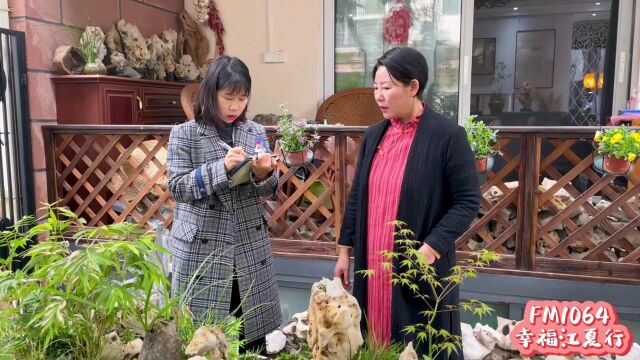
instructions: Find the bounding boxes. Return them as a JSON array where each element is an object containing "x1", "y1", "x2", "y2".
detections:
[
  {"x1": 315, "y1": 88, "x2": 383, "y2": 126},
  {"x1": 181, "y1": 83, "x2": 200, "y2": 120}
]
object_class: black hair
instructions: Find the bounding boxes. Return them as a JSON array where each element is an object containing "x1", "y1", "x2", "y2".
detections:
[
  {"x1": 194, "y1": 56, "x2": 251, "y2": 127},
  {"x1": 372, "y1": 47, "x2": 429, "y2": 98}
]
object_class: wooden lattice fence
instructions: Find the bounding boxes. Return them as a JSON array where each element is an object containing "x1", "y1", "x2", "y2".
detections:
[{"x1": 43, "y1": 125, "x2": 640, "y2": 284}]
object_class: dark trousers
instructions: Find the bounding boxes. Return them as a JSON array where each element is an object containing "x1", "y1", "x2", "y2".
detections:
[{"x1": 230, "y1": 277, "x2": 266, "y2": 354}]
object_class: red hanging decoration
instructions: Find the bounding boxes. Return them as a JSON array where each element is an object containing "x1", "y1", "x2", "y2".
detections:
[
  {"x1": 207, "y1": 1, "x2": 225, "y2": 56},
  {"x1": 383, "y1": 1, "x2": 412, "y2": 45}
]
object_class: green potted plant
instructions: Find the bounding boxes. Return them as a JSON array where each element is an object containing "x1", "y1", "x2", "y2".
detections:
[
  {"x1": 465, "y1": 115, "x2": 499, "y2": 173},
  {"x1": 489, "y1": 62, "x2": 512, "y2": 115},
  {"x1": 276, "y1": 103, "x2": 320, "y2": 167},
  {"x1": 594, "y1": 126, "x2": 640, "y2": 175}
]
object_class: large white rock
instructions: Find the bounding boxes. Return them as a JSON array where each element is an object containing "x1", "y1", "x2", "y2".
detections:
[
  {"x1": 399, "y1": 341, "x2": 418, "y2": 360},
  {"x1": 307, "y1": 277, "x2": 364, "y2": 360},
  {"x1": 265, "y1": 329, "x2": 287, "y2": 355},
  {"x1": 461, "y1": 323, "x2": 492, "y2": 360}
]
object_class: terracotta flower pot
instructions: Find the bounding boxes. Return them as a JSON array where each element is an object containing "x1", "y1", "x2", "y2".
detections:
[
  {"x1": 284, "y1": 148, "x2": 311, "y2": 167},
  {"x1": 475, "y1": 156, "x2": 494, "y2": 173},
  {"x1": 603, "y1": 155, "x2": 632, "y2": 175}
]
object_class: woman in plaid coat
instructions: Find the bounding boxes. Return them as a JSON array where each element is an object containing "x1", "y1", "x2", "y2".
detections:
[{"x1": 167, "y1": 56, "x2": 281, "y2": 352}]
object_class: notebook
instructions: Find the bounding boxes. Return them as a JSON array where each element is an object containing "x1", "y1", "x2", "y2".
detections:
[{"x1": 228, "y1": 158, "x2": 253, "y2": 188}]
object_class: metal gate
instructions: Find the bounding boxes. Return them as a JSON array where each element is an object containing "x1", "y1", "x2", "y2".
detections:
[{"x1": 0, "y1": 28, "x2": 34, "y2": 237}]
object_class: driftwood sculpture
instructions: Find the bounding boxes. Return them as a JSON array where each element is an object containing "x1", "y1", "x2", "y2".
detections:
[{"x1": 178, "y1": 10, "x2": 210, "y2": 68}]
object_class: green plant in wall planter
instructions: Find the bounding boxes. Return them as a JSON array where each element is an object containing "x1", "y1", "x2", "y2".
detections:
[
  {"x1": 276, "y1": 103, "x2": 320, "y2": 167},
  {"x1": 359, "y1": 221, "x2": 500, "y2": 360},
  {"x1": 465, "y1": 115, "x2": 500, "y2": 173},
  {"x1": 0, "y1": 204, "x2": 172, "y2": 359}
]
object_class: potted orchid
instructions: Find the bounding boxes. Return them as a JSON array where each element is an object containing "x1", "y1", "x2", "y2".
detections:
[
  {"x1": 465, "y1": 115, "x2": 499, "y2": 173},
  {"x1": 594, "y1": 126, "x2": 640, "y2": 175},
  {"x1": 276, "y1": 103, "x2": 320, "y2": 167}
]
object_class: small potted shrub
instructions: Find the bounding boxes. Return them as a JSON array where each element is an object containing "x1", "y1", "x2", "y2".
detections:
[
  {"x1": 594, "y1": 126, "x2": 640, "y2": 175},
  {"x1": 465, "y1": 115, "x2": 499, "y2": 173},
  {"x1": 276, "y1": 103, "x2": 320, "y2": 167}
]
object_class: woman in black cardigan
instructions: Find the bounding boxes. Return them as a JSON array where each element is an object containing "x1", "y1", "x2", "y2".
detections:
[{"x1": 334, "y1": 47, "x2": 481, "y2": 359}]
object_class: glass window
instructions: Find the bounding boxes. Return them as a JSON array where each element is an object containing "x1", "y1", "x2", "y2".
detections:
[{"x1": 335, "y1": 0, "x2": 462, "y2": 120}]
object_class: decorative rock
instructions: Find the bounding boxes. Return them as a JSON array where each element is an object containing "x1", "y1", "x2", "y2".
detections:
[
  {"x1": 307, "y1": 277, "x2": 363, "y2": 360},
  {"x1": 161, "y1": 30, "x2": 178, "y2": 74},
  {"x1": 265, "y1": 329, "x2": 287, "y2": 355},
  {"x1": 105, "y1": 25, "x2": 124, "y2": 55},
  {"x1": 399, "y1": 341, "x2": 418, "y2": 360},
  {"x1": 185, "y1": 326, "x2": 230, "y2": 359},
  {"x1": 100, "y1": 331, "x2": 125, "y2": 360},
  {"x1": 496, "y1": 317, "x2": 518, "y2": 351},
  {"x1": 192, "y1": 0, "x2": 211, "y2": 23},
  {"x1": 484, "y1": 347, "x2": 513, "y2": 360},
  {"x1": 147, "y1": 35, "x2": 166, "y2": 80},
  {"x1": 110, "y1": 51, "x2": 128, "y2": 71},
  {"x1": 138, "y1": 321, "x2": 182, "y2": 360},
  {"x1": 473, "y1": 323, "x2": 500, "y2": 350},
  {"x1": 123, "y1": 338, "x2": 143, "y2": 359},
  {"x1": 53, "y1": 45, "x2": 84, "y2": 75},
  {"x1": 617, "y1": 342, "x2": 640, "y2": 359},
  {"x1": 116, "y1": 19, "x2": 151, "y2": 69},
  {"x1": 175, "y1": 55, "x2": 199, "y2": 81},
  {"x1": 461, "y1": 323, "x2": 492, "y2": 360},
  {"x1": 79, "y1": 26, "x2": 107, "y2": 65}
]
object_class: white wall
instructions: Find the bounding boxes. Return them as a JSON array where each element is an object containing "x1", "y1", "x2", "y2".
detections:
[
  {"x1": 184, "y1": 0, "x2": 324, "y2": 120},
  {"x1": 0, "y1": 0, "x2": 9, "y2": 28}
]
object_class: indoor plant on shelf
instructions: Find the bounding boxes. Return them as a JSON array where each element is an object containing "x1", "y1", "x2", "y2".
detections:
[
  {"x1": 489, "y1": 62, "x2": 512, "y2": 115},
  {"x1": 594, "y1": 126, "x2": 640, "y2": 175},
  {"x1": 276, "y1": 103, "x2": 320, "y2": 167},
  {"x1": 465, "y1": 115, "x2": 499, "y2": 173}
]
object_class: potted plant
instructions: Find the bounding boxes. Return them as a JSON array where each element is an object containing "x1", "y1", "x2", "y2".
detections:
[
  {"x1": 465, "y1": 115, "x2": 499, "y2": 173},
  {"x1": 77, "y1": 27, "x2": 107, "y2": 75},
  {"x1": 594, "y1": 126, "x2": 640, "y2": 175},
  {"x1": 489, "y1": 62, "x2": 512, "y2": 115},
  {"x1": 276, "y1": 103, "x2": 320, "y2": 167}
]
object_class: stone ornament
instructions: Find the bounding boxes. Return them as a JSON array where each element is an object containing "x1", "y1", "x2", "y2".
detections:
[
  {"x1": 176, "y1": 55, "x2": 199, "y2": 81},
  {"x1": 192, "y1": 0, "x2": 211, "y2": 23},
  {"x1": 399, "y1": 341, "x2": 418, "y2": 360},
  {"x1": 307, "y1": 277, "x2": 364, "y2": 360},
  {"x1": 79, "y1": 26, "x2": 107, "y2": 64},
  {"x1": 185, "y1": 326, "x2": 230, "y2": 359},
  {"x1": 116, "y1": 19, "x2": 151, "y2": 69}
]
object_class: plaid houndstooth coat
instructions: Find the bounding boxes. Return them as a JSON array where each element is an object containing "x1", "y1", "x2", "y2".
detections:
[{"x1": 167, "y1": 119, "x2": 282, "y2": 342}]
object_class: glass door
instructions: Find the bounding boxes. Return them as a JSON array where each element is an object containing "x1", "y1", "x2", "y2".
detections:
[
  {"x1": 331, "y1": 0, "x2": 463, "y2": 121},
  {"x1": 460, "y1": 0, "x2": 636, "y2": 126}
]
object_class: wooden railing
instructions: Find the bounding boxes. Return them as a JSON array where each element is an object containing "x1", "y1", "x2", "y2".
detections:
[{"x1": 42, "y1": 125, "x2": 640, "y2": 284}]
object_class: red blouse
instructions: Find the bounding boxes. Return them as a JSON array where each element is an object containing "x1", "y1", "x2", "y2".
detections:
[{"x1": 366, "y1": 114, "x2": 421, "y2": 345}]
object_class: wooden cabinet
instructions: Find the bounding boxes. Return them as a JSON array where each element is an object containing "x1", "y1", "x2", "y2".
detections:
[{"x1": 52, "y1": 75, "x2": 191, "y2": 125}]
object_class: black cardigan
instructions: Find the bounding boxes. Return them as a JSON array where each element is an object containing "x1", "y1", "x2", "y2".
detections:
[{"x1": 339, "y1": 106, "x2": 481, "y2": 359}]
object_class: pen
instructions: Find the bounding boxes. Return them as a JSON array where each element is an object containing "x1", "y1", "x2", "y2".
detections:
[
  {"x1": 217, "y1": 140, "x2": 232, "y2": 151},
  {"x1": 217, "y1": 140, "x2": 279, "y2": 160}
]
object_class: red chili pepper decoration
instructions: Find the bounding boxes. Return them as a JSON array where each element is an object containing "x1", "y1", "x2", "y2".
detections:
[{"x1": 207, "y1": 1, "x2": 225, "y2": 56}]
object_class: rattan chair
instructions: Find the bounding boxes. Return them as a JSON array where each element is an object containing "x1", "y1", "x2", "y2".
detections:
[
  {"x1": 315, "y1": 88, "x2": 383, "y2": 126},
  {"x1": 180, "y1": 83, "x2": 200, "y2": 120}
]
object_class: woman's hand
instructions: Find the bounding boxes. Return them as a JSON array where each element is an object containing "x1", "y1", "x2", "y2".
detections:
[
  {"x1": 417, "y1": 243, "x2": 440, "y2": 265},
  {"x1": 334, "y1": 247, "x2": 351, "y2": 290},
  {"x1": 224, "y1": 147, "x2": 246, "y2": 172},
  {"x1": 252, "y1": 153, "x2": 277, "y2": 181}
]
